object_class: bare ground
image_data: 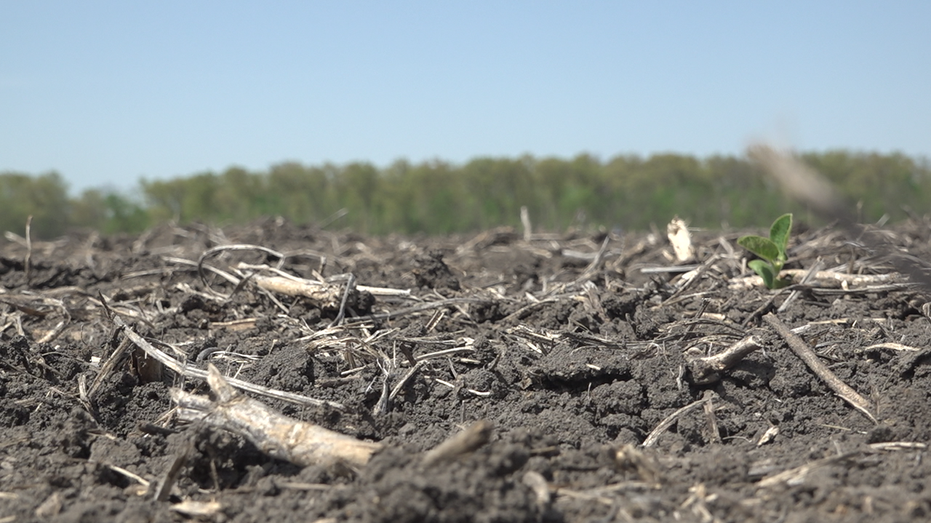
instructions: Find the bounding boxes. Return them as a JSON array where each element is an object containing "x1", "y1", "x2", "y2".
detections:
[{"x1": 3, "y1": 218, "x2": 931, "y2": 522}]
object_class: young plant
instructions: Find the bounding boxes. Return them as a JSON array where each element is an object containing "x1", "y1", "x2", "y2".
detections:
[{"x1": 737, "y1": 213, "x2": 793, "y2": 289}]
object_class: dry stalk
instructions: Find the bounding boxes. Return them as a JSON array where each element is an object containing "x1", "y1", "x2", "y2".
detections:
[
  {"x1": 105, "y1": 464, "x2": 150, "y2": 490},
  {"x1": 421, "y1": 420, "x2": 493, "y2": 467},
  {"x1": 777, "y1": 259, "x2": 824, "y2": 313},
  {"x1": 250, "y1": 274, "x2": 344, "y2": 309},
  {"x1": 153, "y1": 434, "x2": 195, "y2": 501},
  {"x1": 0, "y1": 293, "x2": 72, "y2": 343},
  {"x1": 661, "y1": 255, "x2": 722, "y2": 307},
  {"x1": 101, "y1": 300, "x2": 344, "y2": 409},
  {"x1": 501, "y1": 298, "x2": 559, "y2": 323},
  {"x1": 347, "y1": 297, "x2": 487, "y2": 323},
  {"x1": 329, "y1": 273, "x2": 356, "y2": 326},
  {"x1": 680, "y1": 483, "x2": 716, "y2": 523},
  {"x1": 415, "y1": 344, "x2": 475, "y2": 361},
  {"x1": 756, "y1": 425, "x2": 779, "y2": 446},
  {"x1": 808, "y1": 283, "x2": 915, "y2": 295},
  {"x1": 24, "y1": 215, "x2": 32, "y2": 286},
  {"x1": 43, "y1": 318, "x2": 70, "y2": 340},
  {"x1": 522, "y1": 471, "x2": 551, "y2": 506},
  {"x1": 172, "y1": 364, "x2": 382, "y2": 469},
  {"x1": 869, "y1": 441, "x2": 927, "y2": 451},
  {"x1": 642, "y1": 396, "x2": 710, "y2": 448},
  {"x1": 572, "y1": 235, "x2": 611, "y2": 286},
  {"x1": 612, "y1": 444, "x2": 663, "y2": 484},
  {"x1": 702, "y1": 396, "x2": 722, "y2": 444},
  {"x1": 763, "y1": 313, "x2": 876, "y2": 422},
  {"x1": 666, "y1": 217, "x2": 694, "y2": 263},
  {"x1": 170, "y1": 501, "x2": 222, "y2": 518},
  {"x1": 164, "y1": 256, "x2": 240, "y2": 287},
  {"x1": 729, "y1": 269, "x2": 905, "y2": 290},
  {"x1": 757, "y1": 450, "x2": 865, "y2": 488},
  {"x1": 12, "y1": 313, "x2": 24, "y2": 336},
  {"x1": 197, "y1": 244, "x2": 286, "y2": 283},
  {"x1": 249, "y1": 267, "x2": 409, "y2": 297},
  {"x1": 858, "y1": 342, "x2": 921, "y2": 353},
  {"x1": 520, "y1": 206, "x2": 532, "y2": 241},
  {"x1": 86, "y1": 336, "x2": 134, "y2": 403},
  {"x1": 389, "y1": 360, "x2": 426, "y2": 402},
  {"x1": 685, "y1": 336, "x2": 763, "y2": 385},
  {"x1": 196, "y1": 246, "x2": 410, "y2": 303},
  {"x1": 0, "y1": 294, "x2": 55, "y2": 316}
]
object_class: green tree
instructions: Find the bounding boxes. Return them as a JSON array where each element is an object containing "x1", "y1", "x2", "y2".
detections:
[
  {"x1": 267, "y1": 162, "x2": 334, "y2": 224},
  {"x1": 335, "y1": 163, "x2": 380, "y2": 233},
  {"x1": 0, "y1": 171, "x2": 70, "y2": 238},
  {"x1": 8, "y1": 149, "x2": 925, "y2": 240}
]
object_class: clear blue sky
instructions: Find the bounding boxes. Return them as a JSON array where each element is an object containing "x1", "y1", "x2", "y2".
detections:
[{"x1": 2, "y1": 1, "x2": 929, "y2": 194}]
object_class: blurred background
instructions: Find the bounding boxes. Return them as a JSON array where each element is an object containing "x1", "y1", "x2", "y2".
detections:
[{"x1": 2, "y1": 1, "x2": 929, "y2": 238}]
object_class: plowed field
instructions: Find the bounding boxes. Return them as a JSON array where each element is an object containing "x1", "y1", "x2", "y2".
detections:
[{"x1": 2, "y1": 218, "x2": 931, "y2": 522}]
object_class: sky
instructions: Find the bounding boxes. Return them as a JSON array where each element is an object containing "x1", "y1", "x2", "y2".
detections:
[{"x1": 2, "y1": 1, "x2": 929, "y2": 194}]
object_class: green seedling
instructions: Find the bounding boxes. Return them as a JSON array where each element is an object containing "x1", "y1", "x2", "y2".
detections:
[{"x1": 737, "y1": 213, "x2": 793, "y2": 289}]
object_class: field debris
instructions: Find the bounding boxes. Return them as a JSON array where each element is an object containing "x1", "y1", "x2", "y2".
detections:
[
  {"x1": 421, "y1": 420, "x2": 493, "y2": 467},
  {"x1": 103, "y1": 307, "x2": 345, "y2": 409},
  {"x1": 3, "y1": 214, "x2": 931, "y2": 521},
  {"x1": 172, "y1": 364, "x2": 382, "y2": 469},
  {"x1": 685, "y1": 335, "x2": 763, "y2": 384},
  {"x1": 763, "y1": 313, "x2": 876, "y2": 422},
  {"x1": 666, "y1": 216, "x2": 694, "y2": 263}
]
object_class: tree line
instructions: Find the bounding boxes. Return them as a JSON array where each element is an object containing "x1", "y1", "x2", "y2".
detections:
[{"x1": 2, "y1": 150, "x2": 929, "y2": 240}]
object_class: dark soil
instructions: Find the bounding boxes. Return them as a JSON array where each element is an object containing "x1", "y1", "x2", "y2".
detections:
[{"x1": 3, "y1": 218, "x2": 931, "y2": 522}]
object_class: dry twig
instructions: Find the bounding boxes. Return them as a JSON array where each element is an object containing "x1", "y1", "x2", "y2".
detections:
[
  {"x1": 757, "y1": 450, "x2": 865, "y2": 488},
  {"x1": 197, "y1": 244, "x2": 285, "y2": 284},
  {"x1": 172, "y1": 364, "x2": 382, "y2": 469},
  {"x1": 85, "y1": 336, "x2": 134, "y2": 404},
  {"x1": 572, "y1": 234, "x2": 611, "y2": 286},
  {"x1": 250, "y1": 273, "x2": 345, "y2": 309},
  {"x1": 642, "y1": 396, "x2": 710, "y2": 448},
  {"x1": 24, "y1": 215, "x2": 33, "y2": 286},
  {"x1": 859, "y1": 342, "x2": 922, "y2": 353},
  {"x1": 612, "y1": 444, "x2": 663, "y2": 484},
  {"x1": 685, "y1": 336, "x2": 763, "y2": 384},
  {"x1": 763, "y1": 313, "x2": 876, "y2": 422},
  {"x1": 101, "y1": 297, "x2": 344, "y2": 409},
  {"x1": 422, "y1": 420, "x2": 493, "y2": 467},
  {"x1": 153, "y1": 434, "x2": 195, "y2": 501},
  {"x1": 729, "y1": 269, "x2": 905, "y2": 290},
  {"x1": 348, "y1": 297, "x2": 487, "y2": 323}
]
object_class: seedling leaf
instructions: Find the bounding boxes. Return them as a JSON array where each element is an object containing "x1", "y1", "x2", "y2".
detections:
[
  {"x1": 769, "y1": 213, "x2": 793, "y2": 257},
  {"x1": 748, "y1": 259, "x2": 775, "y2": 289},
  {"x1": 737, "y1": 236, "x2": 780, "y2": 262},
  {"x1": 738, "y1": 213, "x2": 794, "y2": 290}
]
